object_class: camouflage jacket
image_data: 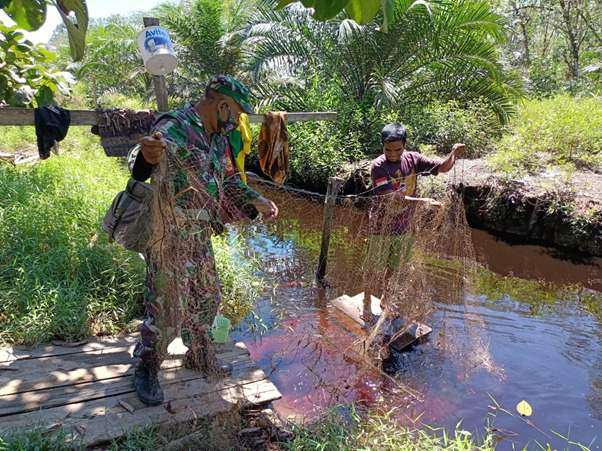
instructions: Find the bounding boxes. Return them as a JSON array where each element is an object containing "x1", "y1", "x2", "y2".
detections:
[{"x1": 128, "y1": 106, "x2": 260, "y2": 229}]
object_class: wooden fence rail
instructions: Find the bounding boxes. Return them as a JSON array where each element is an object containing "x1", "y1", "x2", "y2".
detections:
[{"x1": 0, "y1": 108, "x2": 337, "y2": 127}]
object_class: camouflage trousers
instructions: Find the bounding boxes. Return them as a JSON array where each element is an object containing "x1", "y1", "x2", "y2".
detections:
[{"x1": 134, "y1": 225, "x2": 222, "y2": 363}]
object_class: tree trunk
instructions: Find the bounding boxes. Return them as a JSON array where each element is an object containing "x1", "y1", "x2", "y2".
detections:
[
  {"x1": 519, "y1": 20, "x2": 531, "y2": 67},
  {"x1": 558, "y1": 0, "x2": 580, "y2": 78}
]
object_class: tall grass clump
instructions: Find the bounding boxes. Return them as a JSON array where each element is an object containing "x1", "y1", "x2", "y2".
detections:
[
  {"x1": 0, "y1": 127, "x2": 266, "y2": 345},
  {"x1": 0, "y1": 139, "x2": 145, "y2": 345},
  {"x1": 488, "y1": 96, "x2": 602, "y2": 175}
]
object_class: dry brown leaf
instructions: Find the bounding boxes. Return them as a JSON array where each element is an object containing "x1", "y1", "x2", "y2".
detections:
[{"x1": 119, "y1": 400, "x2": 135, "y2": 414}]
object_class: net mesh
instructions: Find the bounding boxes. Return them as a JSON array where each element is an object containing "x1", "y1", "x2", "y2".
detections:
[
  {"x1": 135, "y1": 148, "x2": 496, "y2": 394},
  {"x1": 245, "y1": 170, "x2": 492, "y2": 377}
]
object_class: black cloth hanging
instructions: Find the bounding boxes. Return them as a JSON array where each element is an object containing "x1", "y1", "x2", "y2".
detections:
[{"x1": 34, "y1": 106, "x2": 71, "y2": 159}]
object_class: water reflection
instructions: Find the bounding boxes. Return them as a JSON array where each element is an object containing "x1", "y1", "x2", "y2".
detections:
[{"x1": 229, "y1": 189, "x2": 602, "y2": 449}]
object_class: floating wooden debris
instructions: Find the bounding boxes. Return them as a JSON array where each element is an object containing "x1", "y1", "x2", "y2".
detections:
[{"x1": 330, "y1": 292, "x2": 432, "y2": 352}]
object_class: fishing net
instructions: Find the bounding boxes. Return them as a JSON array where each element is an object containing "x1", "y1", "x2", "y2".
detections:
[
  {"x1": 239, "y1": 163, "x2": 497, "y2": 406},
  {"x1": 133, "y1": 140, "x2": 264, "y2": 375},
  {"x1": 133, "y1": 137, "x2": 495, "y2": 400}
]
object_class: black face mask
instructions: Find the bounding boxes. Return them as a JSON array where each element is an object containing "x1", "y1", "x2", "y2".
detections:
[{"x1": 217, "y1": 108, "x2": 238, "y2": 136}]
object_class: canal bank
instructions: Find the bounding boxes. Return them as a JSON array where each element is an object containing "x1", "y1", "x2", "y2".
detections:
[{"x1": 246, "y1": 156, "x2": 602, "y2": 256}]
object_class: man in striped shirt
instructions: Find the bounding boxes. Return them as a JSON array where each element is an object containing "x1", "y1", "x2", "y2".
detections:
[{"x1": 361, "y1": 123, "x2": 464, "y2": 326}]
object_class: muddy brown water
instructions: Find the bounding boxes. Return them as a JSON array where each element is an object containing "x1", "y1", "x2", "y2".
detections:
[{"x1": 229, "y1": 189, "x2": 602, "y2": 449}]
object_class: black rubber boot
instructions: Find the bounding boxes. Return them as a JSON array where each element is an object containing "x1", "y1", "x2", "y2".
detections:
[
  {"x1": 183, "y1": 349, "x2": 233, "y2": 378},
  {"x1": 133, "y1": 358, "x2": 164, "y2": 406}
]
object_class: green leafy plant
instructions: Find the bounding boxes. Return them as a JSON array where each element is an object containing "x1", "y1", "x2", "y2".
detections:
[
  {"x1": 156, "y1": 0, "x2": 252, "y2": 102},
  {"x1": 408, "y1": 100, "x2": 503, "y2": 157},
  {"x1": 245, "y1": 0, "x2": 524, "y2": 125},
  {"x1": 276, "y1": 0, "x2": 396, "y2": 31},
  {"x1": 1, "y1": 0, "x2": 88, "y2": 61},
  {"x1": 64, "y1": 17, "x2": 152, "y2": 104},
  {"x1": 0, "y1": 24, "x2": 75, "y2": 106},
  {"x1": 489, "y1": 95, "x2": 602, "y2": 174}
]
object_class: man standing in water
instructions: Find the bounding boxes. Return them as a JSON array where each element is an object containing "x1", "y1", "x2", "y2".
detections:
[
  {"x1": 128, "y1": 75, "x2": 279, "y2": 405},
  {"x1": 361, "y1": 123, "x2": 464, "y2": 326}
]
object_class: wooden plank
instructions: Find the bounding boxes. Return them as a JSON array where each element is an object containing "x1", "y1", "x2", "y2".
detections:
[
  {"x1": 0, "y1": 374, "x2": 281, "y2": 447},
  {"x1": 0, "y1": 108, "x2": 337, "y2": 126},
  {"x1": 330, "y1": 293, "x2": 432, "y2": 351},
  {"x1": 0, "y1": 357, "x2": 260, "y2": 417},
  {"x1": 250, "y1": 112, "x2": 337, "y2": 124},
  {"x1": 0, "y1": 341, "x2": 249, "y2": 397},
  {"x1": 0, "y1": 346, "x2": 249, "y2": 397},
  {"x1": 1, "y1": 334, "x2": 247, "y2": 362},
  {"x1": 76, "y1": 380, "x2": 281, "y2": 447},
  {"x1": 0, "y1": 108, "x2": 99, "y2": 126},
  {"x1": 389, "y1": 322, "x2": 432, "y2": 352},
  {"x1": 330, "y1": 294, "x2": 380, "y2": 328},
  {"x1": 0, "y1": 365, "x2": 280, "y2": 447},
  {"x1": 1, "y1": 334, "x2": 139, "y2": 362}
]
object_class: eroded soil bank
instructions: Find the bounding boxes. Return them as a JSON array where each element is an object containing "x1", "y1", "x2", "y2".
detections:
[
  {"x1": 249, "y1": 157, "x2": 602, "y2": 257},
  {"x1": 444, "y1": 159, "x2": 602, "y2": 256}
]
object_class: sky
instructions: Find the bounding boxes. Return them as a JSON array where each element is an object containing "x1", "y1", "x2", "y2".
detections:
[{"x1": 0, "y1": 0, "x2": 169, "y2": 44}]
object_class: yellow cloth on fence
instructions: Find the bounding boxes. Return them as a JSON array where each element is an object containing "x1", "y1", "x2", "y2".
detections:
[{"x1": 234, "y1": 113, "x2": 252, "y2": 184}]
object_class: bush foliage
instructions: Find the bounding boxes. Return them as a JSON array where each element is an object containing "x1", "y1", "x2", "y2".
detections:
[{"x1": 489, "y1": 95, "x2": 602, "y2": 174}]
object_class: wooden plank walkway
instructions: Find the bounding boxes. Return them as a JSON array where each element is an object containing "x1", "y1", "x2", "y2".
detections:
[{"x1": 0, "y1": 334, "x2": 281, "y2": 447}]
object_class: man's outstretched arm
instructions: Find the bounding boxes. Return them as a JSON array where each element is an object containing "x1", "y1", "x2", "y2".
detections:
[{"x1": 438, "y1": 143, "x2": 465, "y2": 174}]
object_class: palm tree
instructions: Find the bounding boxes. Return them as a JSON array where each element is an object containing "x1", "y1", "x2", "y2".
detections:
[
  {"x1": 157, "y1": 0, "x2": 256, "y2": 100},
  {"x1": 242, "y1": 0, "x2": 523, "y2": 124}
]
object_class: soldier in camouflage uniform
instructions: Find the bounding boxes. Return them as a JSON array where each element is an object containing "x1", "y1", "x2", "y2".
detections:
[{"x1": 128, "y1": 75, "x2": 278, "y2": 405}]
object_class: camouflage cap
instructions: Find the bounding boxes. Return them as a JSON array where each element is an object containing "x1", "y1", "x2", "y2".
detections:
[{"x1": 207, "y1": 75, "x2": 253, "y2": 114}]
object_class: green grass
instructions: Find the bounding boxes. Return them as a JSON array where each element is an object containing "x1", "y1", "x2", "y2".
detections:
[
  {"x1": 1, "y1": 405, "x2": 596, "y2": 451},
  {"x1": 488, "y1": 95, "x2": 602, "y2": 176},
  {"x1": 213, "y1": 233, "x2": 268, "y2": 325},
  {"x1": 283, "y1": 407, "x2": 495, "y2": 450},
  {"x1": 0, "y1": 131, "x2": 145, "y2": 345},
  {"x1": 0, "y1": 426, "x2": 80, "y2": 451},
  {"x1": 0, "y1": 127, "x2": 265, "y2": 345}
]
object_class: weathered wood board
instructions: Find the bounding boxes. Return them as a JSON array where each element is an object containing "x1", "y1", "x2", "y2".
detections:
[
  {"x1": 0, "y1": 335, "x2": 281, "y2": 447},
  {"x1": 330, "y1": 292, "x2": 432, "y2": 352}
]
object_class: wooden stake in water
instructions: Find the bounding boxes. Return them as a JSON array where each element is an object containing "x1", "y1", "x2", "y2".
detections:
[
  {"x1": 143, "y1": 17, "x2": 169, "y2": 112},
  {"x1": 317, "y1": 176, "x2": 343, "y2": 285}
]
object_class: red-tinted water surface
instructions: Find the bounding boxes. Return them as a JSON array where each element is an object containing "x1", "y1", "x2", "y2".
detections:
[{"x1": 229, "y1": 205, "x2": 602, "y2": 449}]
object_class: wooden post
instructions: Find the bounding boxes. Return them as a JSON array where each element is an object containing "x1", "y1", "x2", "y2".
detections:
[
  {"x1": 143, "y1": 17, "x2": 169, "y2": 112},
  {"x1": 317, "y1": 176, "x2": 343, "y2": 285},
  {"x1": 92, "y1": 76, "x2": 98, "y2": 108}
]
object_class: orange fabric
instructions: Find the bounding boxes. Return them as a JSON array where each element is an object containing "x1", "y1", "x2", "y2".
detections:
[{"x1": 257, "y1": 111, "x2": 290, "y2": 185}]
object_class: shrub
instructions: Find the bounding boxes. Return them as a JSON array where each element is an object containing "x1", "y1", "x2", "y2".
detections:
[
  {"x1": 528, "y1": 59, "x2": 562, "y2": 98},
  {"x1": 489, "y1": 95, "x2": 602, "y2": 173},
  {"x1": 405, "y1": 100, "x2": 502, "y2": 157}
]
